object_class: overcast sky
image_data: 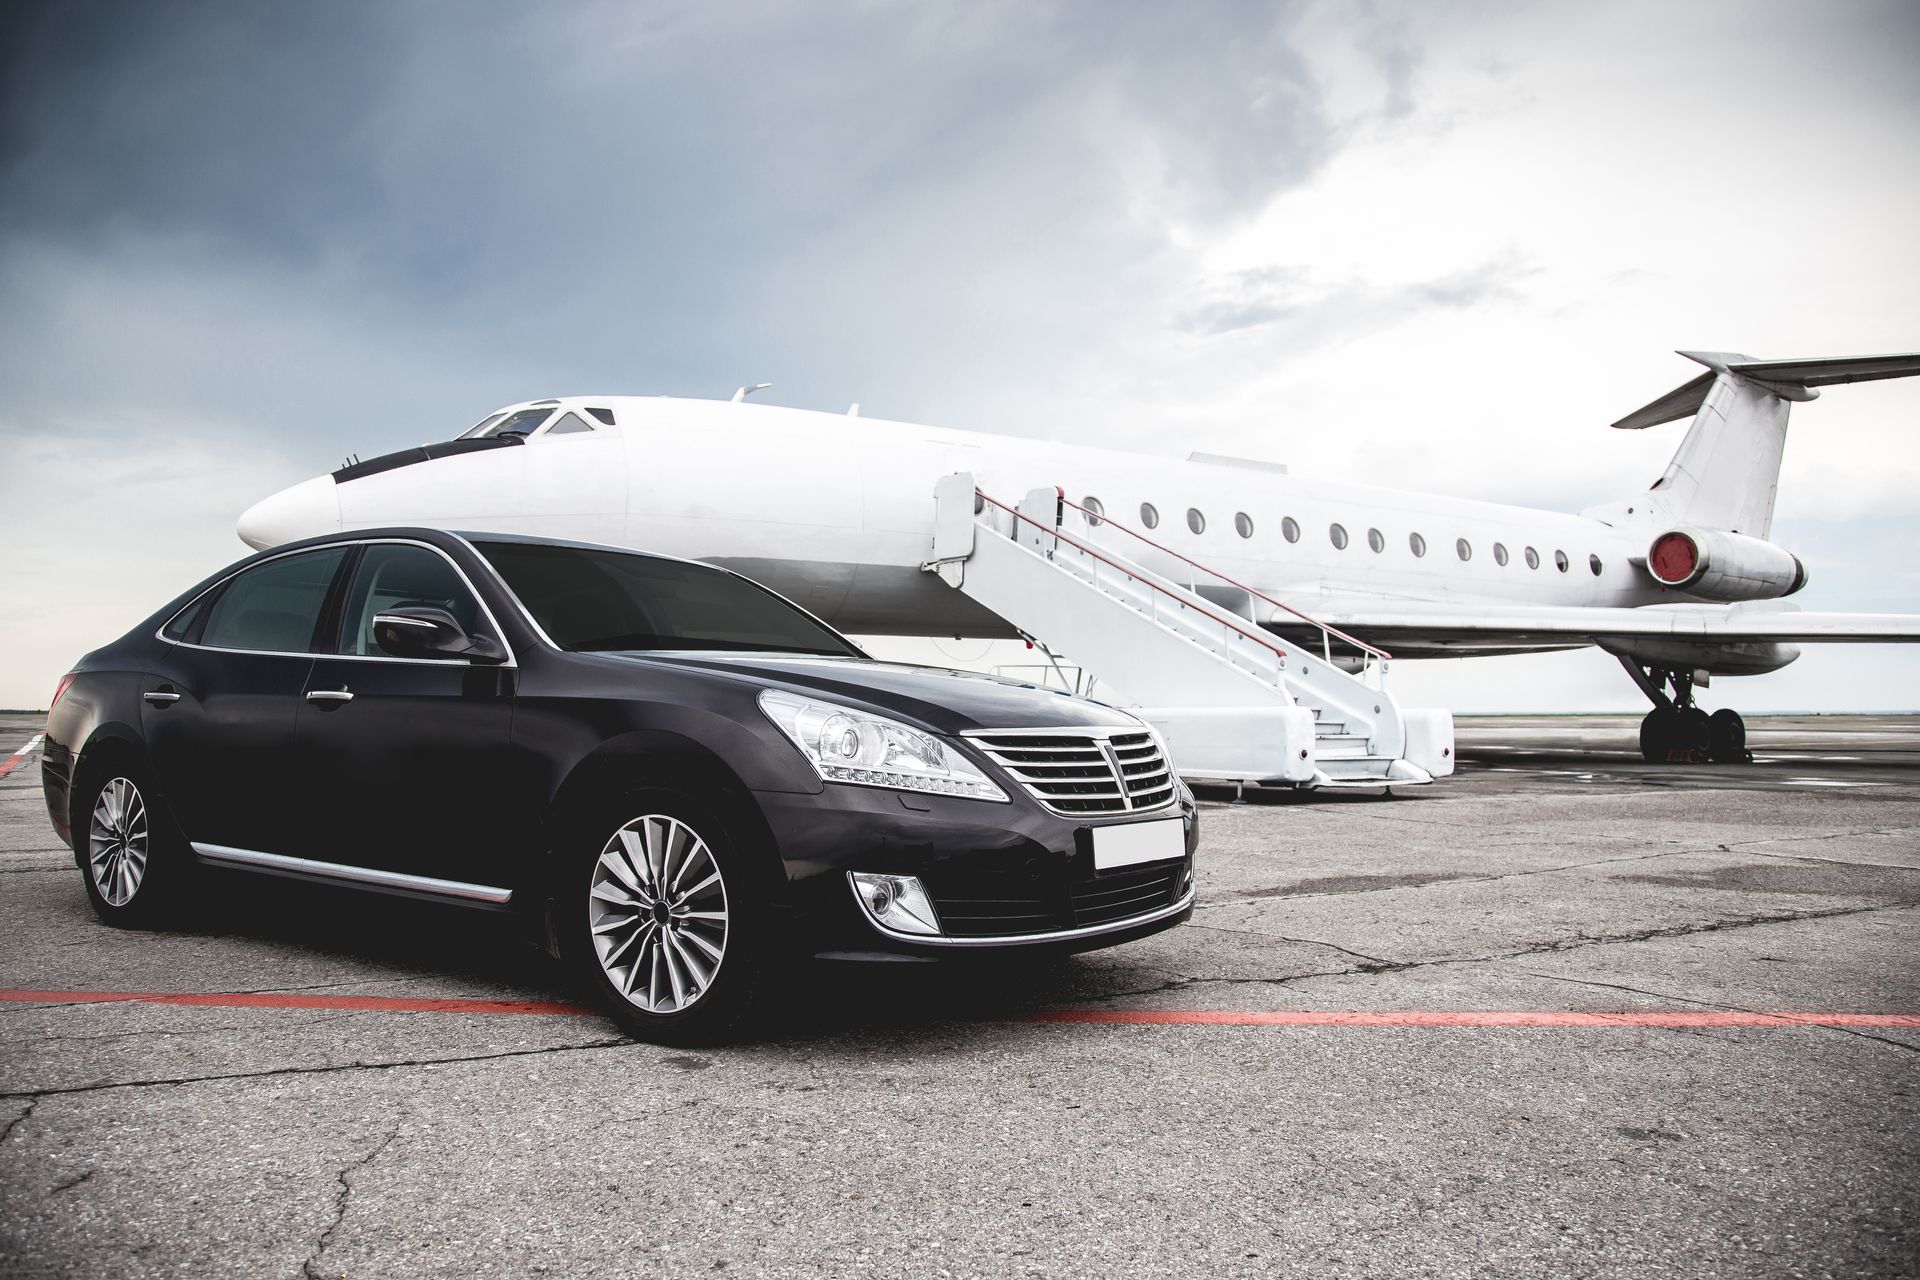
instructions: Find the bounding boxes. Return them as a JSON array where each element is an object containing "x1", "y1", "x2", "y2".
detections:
[{"x1": 2, "y1": 0, "x2": 1916, "y2": 712}]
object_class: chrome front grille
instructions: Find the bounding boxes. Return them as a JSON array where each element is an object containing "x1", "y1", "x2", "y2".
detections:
[{"x1": 966, "y1": 728, "x2": 1176, "y2": 817}]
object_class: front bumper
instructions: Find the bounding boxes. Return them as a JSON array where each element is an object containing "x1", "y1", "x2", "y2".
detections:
[{"x1": 754, "y1": 781, "x2": 1199, "y2": 958}]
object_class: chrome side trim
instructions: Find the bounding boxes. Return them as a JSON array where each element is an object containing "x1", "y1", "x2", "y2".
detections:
[
  {"x1": 155, "y1": 538, "x2": 518, "y2": 669},
  {"x1": 190, "y1": 842, "x2": 514, "y2": 905},
  {"x1": 852, "y1": 880, "x2": 1194, "y2": 948}
]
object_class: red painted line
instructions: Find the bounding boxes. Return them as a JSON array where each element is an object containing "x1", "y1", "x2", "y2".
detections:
[
  {"x1": 0, "y1": 989, "x2": 1915, "y2": 1028},
  {"x1": 0, "y1": 757, "x2": 24, "y2": 779},
  {"x1": 0, "y1": 989, "x2": 593, "y2": 1016},
  {"x1": 1020, "y1": 1009, "x2": 1920, "y2": 1028}
]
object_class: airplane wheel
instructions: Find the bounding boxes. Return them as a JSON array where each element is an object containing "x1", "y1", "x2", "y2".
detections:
[
  {"x1": 1707, "y1": 709, "x2": 1749, "y2": 763},
  {"x1": 1677, "y1": 707, "x2": 1712, "y2": 758},
  {"x1": 1639, "y1": 709, "x2": 1677, "y2": 763}
]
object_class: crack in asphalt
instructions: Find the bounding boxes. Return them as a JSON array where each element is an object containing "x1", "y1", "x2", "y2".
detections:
[
  {"x1": 49, "y1": 1166, "x2": 95, "y2": 1194},
  {"x1": 1, "y1": 1099, "x2": 35, "y2": 1145},
  {"x1": 1173, "y1": 901, "x2": 1920, "y2": 991},
  {"x1": 0, "y1": 1038, "x2": 634, "y2": 1102},
  {"x1": 0, "y1": 980, "x2": 465, "y2": 1015},
  {"x1": 303, "y1": 1128, "x2": 399, "y2": 1280},
  {"x1": 1522, "y1": 970, "x2": 1920, "y2": 1057},
  {"x1": 1192, "y1": 836, "x2": 1920, "y2": 912}
]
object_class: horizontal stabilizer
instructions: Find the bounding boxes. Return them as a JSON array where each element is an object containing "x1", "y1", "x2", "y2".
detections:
[{"x1": 1611, "y1": 349, "x2": 1920, "y2": 430}]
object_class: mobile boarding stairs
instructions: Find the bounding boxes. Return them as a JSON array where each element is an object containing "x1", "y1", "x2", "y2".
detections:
[{"x1": 923, "y1": 474, "x2": 1455, "y2": 790}]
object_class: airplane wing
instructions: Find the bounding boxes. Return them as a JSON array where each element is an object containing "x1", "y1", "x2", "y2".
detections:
[{"x1": 1257, "y1": 597, "x2": 1920, "y2": 653}]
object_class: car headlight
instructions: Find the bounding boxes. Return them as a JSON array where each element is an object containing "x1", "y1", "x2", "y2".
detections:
[{"x1": 758, "y1": 689, "x2": 1008, "y2": 802}]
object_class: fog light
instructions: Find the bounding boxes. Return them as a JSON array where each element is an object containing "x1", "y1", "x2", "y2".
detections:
[{"x1": 848, "y1": 872, "x2": 942, "y2": 937}]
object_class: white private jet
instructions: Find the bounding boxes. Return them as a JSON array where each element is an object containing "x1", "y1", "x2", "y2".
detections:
[{"x1": 238, "y1": 349, "x2": 1920, "y2": 789}]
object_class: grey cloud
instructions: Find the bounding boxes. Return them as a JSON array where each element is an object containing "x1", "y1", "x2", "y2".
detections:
[
  {"x1": 1178, "y1": 254, "x2": 1533, "y2": 338},
  {"x1": 1, "y1": 0, "x2": 1373, "y2": 450}
]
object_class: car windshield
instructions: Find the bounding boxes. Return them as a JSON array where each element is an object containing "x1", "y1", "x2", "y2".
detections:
[
  {"x1": 475, "y1": 540, "x2": 860, "y2": 657},
  {"x1": 459, "y1": 407, "x2": 553, "y2": 439}
]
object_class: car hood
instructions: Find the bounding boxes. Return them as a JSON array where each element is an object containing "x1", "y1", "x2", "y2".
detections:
[{"x1": 598, "y1": 652, "x2": 1142, "y2": 735}]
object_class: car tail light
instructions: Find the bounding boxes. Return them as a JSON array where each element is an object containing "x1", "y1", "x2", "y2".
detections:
[{"x1": 50, "y1": 672, "x2": 78, "y2": 710}]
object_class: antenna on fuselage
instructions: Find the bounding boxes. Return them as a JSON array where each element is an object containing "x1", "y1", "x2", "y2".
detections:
[{"x1": 730, "y1": 383, "x2": 772, "y2": 403}]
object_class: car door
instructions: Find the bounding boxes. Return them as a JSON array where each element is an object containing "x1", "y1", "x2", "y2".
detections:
[
  {"x1": 143, "y1": 546, "x2": 351, "y2": 853},
  {"x1": 290, "y1": 540, "x2": 520, "y2": 891}
]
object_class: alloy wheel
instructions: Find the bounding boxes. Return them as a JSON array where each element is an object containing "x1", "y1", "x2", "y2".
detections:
[
  {"x1": 89, "y1": 777, "x2": 150, "y2": 908},
  {"x1": 588, "y1": 814, "x2": 730, "y2": 1014}
]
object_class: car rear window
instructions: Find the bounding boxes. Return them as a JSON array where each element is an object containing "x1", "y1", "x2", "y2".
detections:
[{"x1": 196, "y1": 548, "x2": 348, "y2": 653}]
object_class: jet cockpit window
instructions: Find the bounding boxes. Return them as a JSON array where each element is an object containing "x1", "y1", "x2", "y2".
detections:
[
  {"x1": 543, "y1": 412, "x2": 596, "y2": 436},
  {"x1": 459, "y1": 407, "x2": 553, "y2": 440}
]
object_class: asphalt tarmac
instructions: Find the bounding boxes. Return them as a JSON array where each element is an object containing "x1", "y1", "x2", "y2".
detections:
[{"x1": 2, "y1": 711, "x2": 1916, "y2": 1278}]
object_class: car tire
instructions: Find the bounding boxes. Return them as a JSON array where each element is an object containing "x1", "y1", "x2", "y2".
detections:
[
  {"x1": 75, "y1": 762, "x2": 195, "y2": 929},
  {"x1": 559, "y1": 789, "x2": 770, "y2": 1045}
]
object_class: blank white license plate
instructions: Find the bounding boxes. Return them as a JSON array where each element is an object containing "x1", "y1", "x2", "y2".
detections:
[{"x1": 1091, "y1": 818, "x2": 1185, "y2": 870}]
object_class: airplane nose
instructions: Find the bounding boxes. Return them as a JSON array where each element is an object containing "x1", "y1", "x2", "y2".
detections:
[{"x1": 236, "y1": 475, "x2": 342, "y2": 550}]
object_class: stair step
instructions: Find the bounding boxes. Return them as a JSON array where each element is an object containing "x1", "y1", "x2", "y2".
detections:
[{"x1": 1315, "y1": 754, "x2": 1397, "y2": 780}]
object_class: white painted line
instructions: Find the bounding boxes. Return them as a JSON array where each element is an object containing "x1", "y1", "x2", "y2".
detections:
[{"x1": 10, "y1": 735, "x2": 42, "y2": 758}]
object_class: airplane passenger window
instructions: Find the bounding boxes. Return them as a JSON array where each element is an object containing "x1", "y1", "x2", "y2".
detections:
[
  {"x1": 1329, "y1": 523, "x2": 1349, "y2": 550},
  {"x1": 1554, "y1": 550, "x2": 1569, "y2": 573},
  {"x1": 1589, "y1": 554, "x2": 1604, "y2": 576},
  {"x1": 1409, "y1": 532, "x2": 1427, "y2": 557},
  {"x1": 1082, "y1": 497, "x2": 1104, "y2": 527},
  {"x1": 1186, "y1": 508, "x2": 1206, "y2": 535},
  {"x1": 1456, "y1": 538, "x2": 1472, "y2": 561},
  {"x1": 1234, "y1": 512, "x2": 1254, "y2": 538},
  {"x1": 1494, "y1": 542, "x2": 1509, "y2": 566},
  {"x1": 1140, "y1": 503, "x2": 1159, "y2": 529},
  {"x1": 1524, "y1": 546, "x2": 1540, "y2": 569},
  {"x1": 545, "y1": 412, "x2": 596, "y2": 436},
  {"x1": 1281, "y1": 517, "x2": 1301, "y2": 543},
  {"x1": 1367, "y1": 528, "x2": 1384, "y2": 553}
]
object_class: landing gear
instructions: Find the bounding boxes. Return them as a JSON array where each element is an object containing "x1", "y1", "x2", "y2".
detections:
[{"x1": 1617, "y1": 658, "x2": 1751, "y2": 765}]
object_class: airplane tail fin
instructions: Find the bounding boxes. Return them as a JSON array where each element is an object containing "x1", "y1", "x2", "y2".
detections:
[{"x1": 1613, "y1": 350, "x2": 1920, "y2": 537}]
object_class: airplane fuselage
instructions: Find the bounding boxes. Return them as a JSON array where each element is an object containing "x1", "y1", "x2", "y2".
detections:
[{"x1": 242, "y1": 395, "x2": 1684, "y2": 660}]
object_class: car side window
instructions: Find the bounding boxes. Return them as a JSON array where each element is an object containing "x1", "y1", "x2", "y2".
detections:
[
  {"x1": 196, "y1": 548, "x2": 349, "y2": 654},
  {"x1": 336, "y1": 544, "x2": 483, "y2": 657}
]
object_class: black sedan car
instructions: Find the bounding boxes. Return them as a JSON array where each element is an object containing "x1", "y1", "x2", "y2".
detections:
[{"x1": 42, "y1": 529, "x2": 1197, "y2": 1041}]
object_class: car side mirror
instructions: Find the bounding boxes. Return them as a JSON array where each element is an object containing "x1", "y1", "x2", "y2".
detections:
[{"x1": 371, "y1": 607, "x2": 508, "y2": 664}]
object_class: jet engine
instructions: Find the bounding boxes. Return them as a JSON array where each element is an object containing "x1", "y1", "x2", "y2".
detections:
[{"x1": 1645, "y1": 527, "x2": 1808, "y2": 601}]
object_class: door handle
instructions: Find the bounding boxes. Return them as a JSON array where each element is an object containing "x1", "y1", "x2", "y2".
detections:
[
  {"x1": 142, "y1": 690, "x2": 182, "y2": 707},
  {"x1": 305, "y1": 689, "x2": 354, "y2": 705}
]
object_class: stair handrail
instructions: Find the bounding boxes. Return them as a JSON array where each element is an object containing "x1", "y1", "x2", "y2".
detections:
[
  {"x1": 1048, "y1": 490, "x2": 1392, "y2": 664},
  {"x1": 975, "y1": 489, "x2": 1302, "y2": 674}
]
